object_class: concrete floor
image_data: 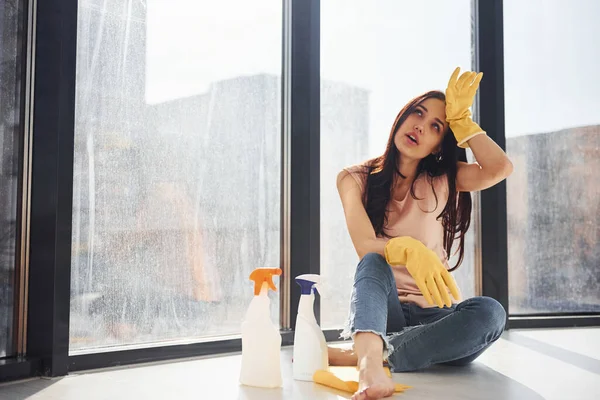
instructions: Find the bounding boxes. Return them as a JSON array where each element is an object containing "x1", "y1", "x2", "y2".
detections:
[{"x1": 0, "y1": 328, "x2": 599, "y2": 400}]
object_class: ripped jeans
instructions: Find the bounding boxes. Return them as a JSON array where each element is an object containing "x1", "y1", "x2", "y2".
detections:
[{"x1": 342, "y1": 253, "x2": 506, "y2": 372}]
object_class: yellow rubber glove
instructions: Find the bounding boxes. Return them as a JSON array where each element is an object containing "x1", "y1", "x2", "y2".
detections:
[
  {"x1": 313, "y1": 367, "x2": 411, "y2": 394},
  {"x1": 384, "y1": 237, "x2": 460, "y2": 308},
  {"x1": 445, "y1": 67, "x2": 486, "y2": 148}
]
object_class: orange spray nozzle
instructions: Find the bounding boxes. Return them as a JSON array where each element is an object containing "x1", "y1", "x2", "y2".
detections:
[{"x1": 249, "y1": 268, "x2": 282, "y2": 296}]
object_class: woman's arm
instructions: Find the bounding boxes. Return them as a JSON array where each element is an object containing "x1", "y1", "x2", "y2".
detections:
[
  {"x1": 446, "y1": 67, "x2": 514, "y2": 192},
  {"x1": 456, "y1": 134, "x2": 513, "y2": 192},
  {"x1": 336, "y1": 170, "x2": 388, "y2": 259}
]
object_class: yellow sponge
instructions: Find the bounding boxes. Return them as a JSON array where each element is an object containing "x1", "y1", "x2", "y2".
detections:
[{"x1": 313, "y1": 367, "x2": 411, "y2": 394}]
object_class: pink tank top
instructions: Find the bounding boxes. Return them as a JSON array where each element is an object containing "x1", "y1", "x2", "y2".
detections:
[{"x1": 344, "y1": 163, "x2": 461, "y2": 308}]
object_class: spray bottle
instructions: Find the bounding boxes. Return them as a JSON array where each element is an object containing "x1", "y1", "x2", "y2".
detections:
[
  {"x1": 239, "y1": 267, "x2": 283, "y2": 388},
  {"x1": 293, "y1": 274, "x2": 329, "y2": 381}
]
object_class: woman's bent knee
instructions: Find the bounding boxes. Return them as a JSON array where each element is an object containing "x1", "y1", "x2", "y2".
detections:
[
  {"x1": 356, "y1": 252, "x2": 394, "y2": 278},
  {"x1": 359, "y1": 252, "x2": 387, "y2": 265},
  {"x1": 469, "y1": 296, "x2": 506, "y2": 335},
  {"x1": 353, "y1": 252, "x2": 396, "y2": 295}
]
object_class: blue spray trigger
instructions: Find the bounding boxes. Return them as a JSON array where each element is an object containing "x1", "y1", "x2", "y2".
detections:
[{"x1": 296, "y1": 278, "x2": 318, "y2": 295}]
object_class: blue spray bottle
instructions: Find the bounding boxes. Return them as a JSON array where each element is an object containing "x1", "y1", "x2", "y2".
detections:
[{"x1": 292, "y1": 274, "x2": 329, "y2": 381}]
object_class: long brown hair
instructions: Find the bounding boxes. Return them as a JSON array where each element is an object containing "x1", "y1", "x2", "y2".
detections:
[{"x1": 362, "y1": 91, "x2": 471, "y2": 271}]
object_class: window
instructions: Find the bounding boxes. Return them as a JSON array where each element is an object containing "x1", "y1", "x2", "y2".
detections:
[
  {"x1": 320, "y1": 0, "x2": 477, "y2": 329},
  {"x1": 70, "y1": 0, "x2": 282, "y2": 352},
  {"x1": 504, "y1": 0, "x2": 600, "y2": 314},
  {"x1": 0, "y1": 0, "x2": 25, "y2": 358}
]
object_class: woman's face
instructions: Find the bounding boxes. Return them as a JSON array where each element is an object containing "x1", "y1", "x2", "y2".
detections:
[{"x1": 394, "y1": 98, "x2": 448, "y2": 160}]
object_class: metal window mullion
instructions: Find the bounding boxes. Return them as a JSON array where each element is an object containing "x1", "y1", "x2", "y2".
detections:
[
  {"x1": 282, "y1": 0, "x2": 320, "y2": 331},
  {"x1": 475, "y1": 0, "x2": 509, "y2": 318},
  {"x1": 27, "y1": 0, "x2": 78, "y2": 376}
]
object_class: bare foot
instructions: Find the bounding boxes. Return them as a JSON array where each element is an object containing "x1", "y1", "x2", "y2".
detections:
[
  {"x1": 328, "y1": 346, "x2": 358, "y2": 366},
  {"x1": 351, "y1": 356, "x2": 395, "y2": 400}
]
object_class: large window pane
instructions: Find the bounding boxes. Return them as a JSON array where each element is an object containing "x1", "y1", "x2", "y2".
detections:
[
  {"x1": 320, "y1": 0, "x2": 477, "y2": 329},
  {"x1": 70, "y1": 0, "x2": 281, "y2": 352},
  {"x1": 0, "y1": 0, "x2": 25, "y2": 358},
  {"x1": 505, "y1": 0, "x2": 600, "y2": 314}
]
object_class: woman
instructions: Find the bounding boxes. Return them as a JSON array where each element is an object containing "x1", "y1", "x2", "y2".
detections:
[{"x1": 332, "y1": 68, "x2": 513, "y2": 400}]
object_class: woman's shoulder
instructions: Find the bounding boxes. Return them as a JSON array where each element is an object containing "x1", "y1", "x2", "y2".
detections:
[
  {"x1": 415, "y1": 172, "x2": 449, "y2": 190},
  {"x1": 432, "y1": 173, "x2": 450, "y2": 192},
  {"x1": 342, "y1": 162, "x2": 371, "y2": 176},
  {"x1": 413, "y1": 172, "x2": 450, "y2": 206},
  {"x1": 340, "y1": 161, "x2": 371, "y2": 191}
]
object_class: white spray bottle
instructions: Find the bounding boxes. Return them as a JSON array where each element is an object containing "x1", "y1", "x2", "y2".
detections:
[
  {"x1": 239, "y1": 267, "x2": 283, "y2": 388},
  {"x1": 292, "y1": 274, "x2": 329, "y2": 381}
]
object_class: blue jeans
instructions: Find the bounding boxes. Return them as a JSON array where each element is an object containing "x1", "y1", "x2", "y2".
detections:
[{"x1": 343, "y1": 253, "x2": 506, "y2": 372}]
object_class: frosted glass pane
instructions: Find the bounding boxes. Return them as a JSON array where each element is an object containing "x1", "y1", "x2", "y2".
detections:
[
  {"x1": 504, "y1": 0, "x2": 600, "y2": 314},
  {"x1": 70, "y1": 0, "x2": 282, "y2": 352},
  {"x1": 320, "y1": 0, "x2": 476, "y2": 329},
  {"x1": 0, "y1": 0, "x2": 25, "y2": 358}
]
